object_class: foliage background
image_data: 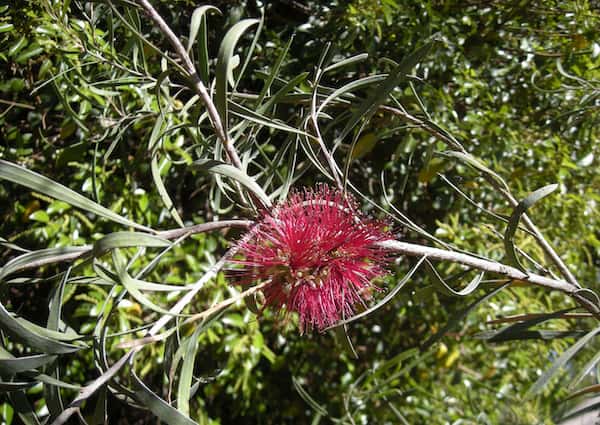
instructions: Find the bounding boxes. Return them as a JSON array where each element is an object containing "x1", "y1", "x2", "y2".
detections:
[{"x1": 0, "y1": 0, "x2": 599, "y2": 424}]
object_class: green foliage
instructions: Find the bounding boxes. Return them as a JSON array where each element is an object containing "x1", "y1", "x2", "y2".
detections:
[{"x1": 0, "y1": 1, "x2": 599, "y2": 424}]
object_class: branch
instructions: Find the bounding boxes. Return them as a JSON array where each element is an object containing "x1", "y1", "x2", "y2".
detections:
[
  {"x1": 378, "y1": 239, "x2": 599, "y2": 315},
  {"x1": 136, "y1": 0, "x2": 243, "y2": 170},
  {"x1": 157, "y1": 219, "x2": 253, "y2": 240}
]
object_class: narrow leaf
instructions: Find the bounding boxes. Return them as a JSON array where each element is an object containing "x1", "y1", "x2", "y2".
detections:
[
  {"x1": 92, "y1": 232, "x2": 170, "y2": 257},
  {"x1": 324, "y1": 53, "x2": 369, "y2": 73},
  {"x1": 422, "y1": 282, "x2": 510, "y2": 351},
  {"x1": 112, "y1": 251, "x2": 187, "y2": 315},
  {"x1": 0, "y1": 354, "x2": 57, "y2": 376},
  {"x1": 193, "y1": 159, "x2": 271, "y2": 207},
  {"x1": 133, "y1": 369, "x2": 197, "y2": 425},
  {"x1": 51, "y1": 352, "x2": 133, "y2": 425},
  {"x1": 151, "y1": 156, "x2": 184, "y2": 227},
  {"x1": 328, "y1": 256, "x2": 426, "y2": 329},
  {"x1": 0, "y1": 303, "x2": 81, "y2": 354},
  {"x1": 425, "y1": 260, "x2": 484, "y2": 297},
  {"x1": 215, "y1": 19, "x2": 259, "y2": 131},
  {"x1": 335, "y1": 42, "x2": 435, "y2": 145},
  {"x1": 527, "y1": 325, "x2": 600, "y2": 398},
  {"x1": 187, "y1": 6, "x2": 220, "y2": 53},
  {"x1": 0, "y1": 246, "x2": 90, "y2": 282},
  {"x1": 0, "y1": 160, "x2": 150, "y2": 231},
  {"x1": 176, "y1": 326, "x2": 202, "y2": 417},
  {"x1": 505, "y1": 184, "x2": 558, "y2": 272}
]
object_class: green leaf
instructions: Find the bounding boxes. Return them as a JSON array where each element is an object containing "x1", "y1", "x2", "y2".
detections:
[
  {"x1": 335, "y1": 41, "x2": 436, "y2": 146},
  {"x1": 504, "y1": 184, "x2": 558, "y2": 272},
  {"x1": 52, "y1": 352, "x2": 133, "y2": 425},
  {"x1": 187, "y1": 6, "x2": 220, "y2": 53},
  {"x1": 193, "y1": 159, "x2": 272, "y2": 207},
  {"x1": 229, "y1": 100, "x2": 311, "y2": 137},
  {"x1": 133, "y1": 369, "x2": 197, "y2": 425},
  {"x1": 0, "y1": 23, "x2": 14, "y2": 33},
  {"x1": 317, "y1": 74, "x2": 387, "y2": 116},
  {"x1": 292, "y1": 376, "x2": 328, "y2": 417},
  {"x1": 569, "y1": 349, "x2": 600, "y2": 390},
  {"x1": 350, "y1": 132, "x2": 378, "y2": 160},
  {"x1": 422, "y1": 282, "x2": 510, "y2": 351},
  {"x1": 256, "y1": 35, "x2": 295, "y2": 105},
  {"x1": 476, "y1": 329, "x2": 585, "y2": 341},
  {"x1": 151, "y1": 156, "x2": 184, "y2": 228},
  {"x1": 475, "y1": 308, "x2": 575, "y2": 343},
  {"x1": 527, "y1": 325, "x2": 600, "y2": 398},
  {"x1": 0, "y1": 246, "x2": 90, "y2": 282},
  {"x1": 9, "y1": 391, "x2": 40, "y2": 425},
  {"x1": 112, "y1": 251, "x2": 187, "y2": 315},
  {"x1": 323, "y1": 53, "x2": 369, "y2": 73},
  {"x1": 425, "y1": 260, "x2": 484, "y2": 297},
  {"x1": 0, "y1": 302, "x2": 81, "y2": 354},
  {"x1": 0, "y1": 354, "x2": 57, "y2": 376},
  {"x1": 92, "y1": 232, "x2": 170, "y2": 257},
  {"x1": 28, "y1": 210, "x2": 49, "y2": 223},
  {"x1": 216, "y1": 19, "x2": 259, "y2": 131},
  {"x1": 176, "y1": 326, "x2": 203, "y2": 417},
  {"x1": 0, "y1": 160, "x2": 151, "y2": 232},
  {"x1": 441, "y1": 151, "x2": 509, "y2": 190},
  {"x1": 0, "y1": 380, "x2": 36, "y2": 393}
]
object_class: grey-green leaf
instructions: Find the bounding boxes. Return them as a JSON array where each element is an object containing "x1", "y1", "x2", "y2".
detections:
[
  {"x1": 526, "y1": 325, "x2": 600, "y2": 398},
  {"x1": 93, "y1": 232, "x2": 170, "y2": 257},
  {"x1": 133, "y1": 369, "x2": 197, "y2": 425},
  {"x1": 425, "y1": 260, "x2": 484, "y2": 297},
  {"x1": 0, "y1": 302, "x2": 82, "y2": 354},
  {"x1": 504, "y1": 184, "x2": 558, "y2": 272},
  {"x1": 187, "y1": 6, "x2": 220, "y2": 53},
  {"x1": 0, "y1": 354, "x2": 57, "y2": 376},
  {"x1": 215, "y1": 19, "x2": 259, "y2": 131},
  {"x1": 193, "y1": 159, "x2": 271, "y2": 207},
  {"x1": 335, "y1": 41, "x2": 436, "y2": 145},
  {"x1": 0, "y1": 160, "x2": 151, "y2": 232},
  {"x1": 0, "y1": 246, "x2": 90, "y2": 282}
]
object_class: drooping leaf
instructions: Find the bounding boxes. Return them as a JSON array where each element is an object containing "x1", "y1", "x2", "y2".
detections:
[
  {"x1": 193, "y1": 159, "x2": 271, "y2": 207},
  {"x1": 133, "y1": 369, "x2": 197, "y2": 425},
  {"x1": 215, "y1": 19, "x2": 259, "y2": 130},
  {"x1": 422, "y1": 282, "x2": 510, "y2": 351},
  {"x1": 0, "y1": 160, "x2": 151, "y2": 231},
  {"x1": 425, "y1": 260, "x2": 484, "y2": 297},
  {"x1": 328, "y1": 256, "x2": 427, "y2": 329},
  {"x1": 504, "y1": 184, "x2": 558, "y2": 272},
  {"x1": 335, "y1": 41, "x2": 436, "y2": 146},
  {"x1": 0, "y1": 354, "x2": 57, "y2": 376},
  {"x1": 92, "y1": 232, "x2": 170, "y2": 257},
  {"x1": 0, "y1": 303, "x2": 82, "y2": 354},
  {"x1": 0, "y1": 246, "x2": 90, "y2": 282}
]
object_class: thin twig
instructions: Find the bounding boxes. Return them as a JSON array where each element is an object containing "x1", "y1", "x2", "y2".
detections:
[
  {"x1": 182, "y1": 280, "x2": 269, "y2": 325},
  {"x1": 136, "y1": 0, "x2": 243, "y2": 170}
]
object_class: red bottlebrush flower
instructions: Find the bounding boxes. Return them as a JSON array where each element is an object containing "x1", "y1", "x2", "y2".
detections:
[{"x1": 232, "y1": 184, "x2": 391, "y2": 332}]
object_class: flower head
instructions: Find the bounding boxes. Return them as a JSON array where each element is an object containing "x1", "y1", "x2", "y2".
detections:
[{"x1": 232, "y1": 184, "x2": 391, "y2": 332}]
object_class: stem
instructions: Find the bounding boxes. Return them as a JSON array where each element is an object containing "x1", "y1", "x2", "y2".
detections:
[
  {"x1": 377, "y1": 239, "x2": 599, "y2": 315},
  {"x1": 157, "y1": 219, "x2": 253, "y2": 239},
  {"x1": 182, "y1": 280, "x2": 269, "y2": 325},
  {"x1": 136, "y1": 0, "x2": 243, "y2": 170},
  {"x1": 146, "y1": 246, "x2": 236, "y2": 337}
]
